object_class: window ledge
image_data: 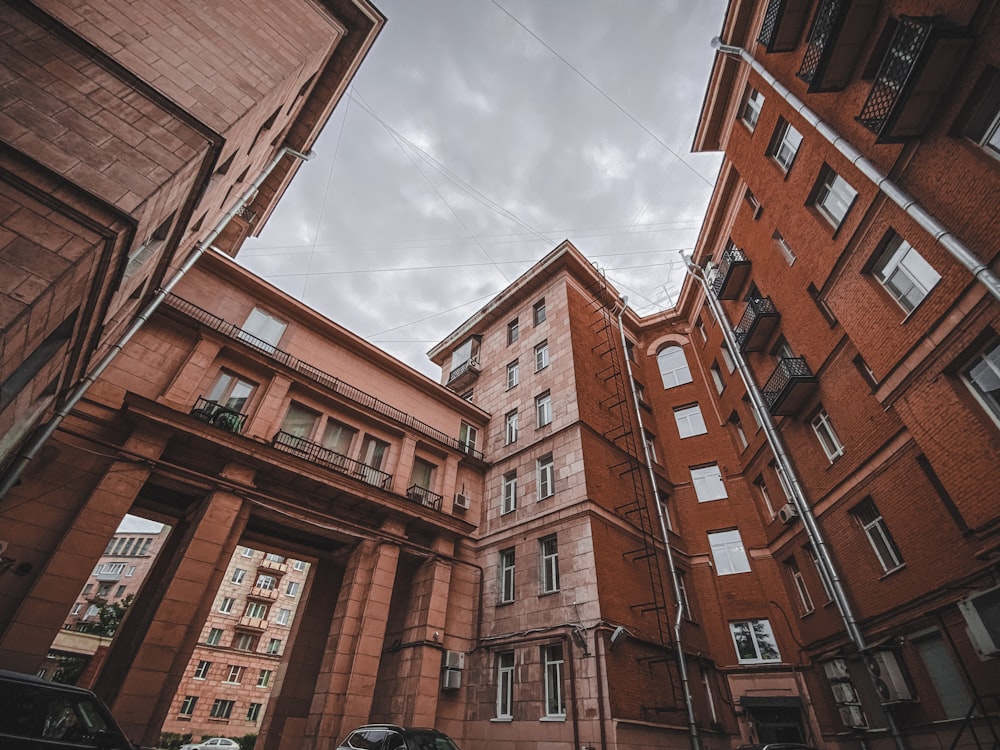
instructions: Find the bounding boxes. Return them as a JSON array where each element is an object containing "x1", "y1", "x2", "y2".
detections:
[
  {"x1": 879, "y1": 564, "x2": 907, "y2": 580},
  {"x1": 491, "y1": 717, "x2": 512, "y2": 723},
  {"x1": 540, "y1": 715, "x2": 566, "y2": 722}
]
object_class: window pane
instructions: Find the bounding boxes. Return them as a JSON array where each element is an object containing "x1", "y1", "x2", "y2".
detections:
[{"x1": 658, "y1": 346, "x2": 693, "y2": 388}]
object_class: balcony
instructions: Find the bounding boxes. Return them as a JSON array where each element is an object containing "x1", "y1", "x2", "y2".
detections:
[
  {"x1": 272, "y1": 430, "x2": 393, "y2": 491},
  {"x1": 762, "y1": 357, "x2": 819, "y2": 416},
  {"x1": 406, "y1": 484, "x2": 444, "y2": 511},
  {"x1": 857, "y1": 16, "x2": 972, "y2": 143},
  {"x1": 236, "y1": 616, "x2": 268, "y2": 632},
  {"x1": 94, "y1": 570, "x2": 123, "y2": 583},
  {"x1": 190, "y1": 396, "x2": 248, "y2": 434},
  {"x1": 447, "y1": 357, "x2": 481, "y2": 391},
  {"x1": 711, "y1": 246, "x2": 752, "y2": 300},
  {"x1": 734, "y1": 297, "x2": 781, "y2": 352},
  {"x1": 248, "y1": 585, "x2": 279, "y2": 602},
  {"x1": 797, "y1": 0, "x2": 880, "y2": 92},
  {"x1": 258, "y1": 557, "x2": 287, "y2": 575},
  {"x1": 757, "y1": 0, "x2": 812, "y2": 53}
]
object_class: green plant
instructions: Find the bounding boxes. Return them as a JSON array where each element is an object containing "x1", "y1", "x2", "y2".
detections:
[
  {"x1": 236, "y1": 734, "x2": 257, "y2": 750},
  {"x1": 158, "y1": 732, "x2": 192, "y2": 750}
]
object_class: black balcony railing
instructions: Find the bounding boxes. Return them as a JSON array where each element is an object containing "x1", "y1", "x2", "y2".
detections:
[
  {"x1": 164, "y1": 294, "x2": 485, "y2": 461},
  {"x1": 711, "y1": 246, "x2": 751, "y2": 300},
  {"x1": 797, "y1": 0, "x2": 879, "y2": 92},
  {"x1": 798, "y1": 0, "x2": 840, "y2": 84},
  {"x1": 734, "y1": 296, "x2": 780, "y2": 352},
  {"x1": 447, "y1": 357, "x2": 481, "y2": 388},
  {"x1": 857, "y1": 17, "x2": 971, "y2": 142},
  {"x1": 406, "y1": 484, "x2": 444, "y2": 511},
  {"x1": 758, "y1": 0, "x2": 812, "y2": 52},
  {"x1": 761, "y1": 356, "x2": 818, "y2": 415},
  {"x1": 190, "y1": 396, "x2": 248, "y2": 434},
  {"x1": 272, "y1": 430, "x2": 393, "y2": 491}
]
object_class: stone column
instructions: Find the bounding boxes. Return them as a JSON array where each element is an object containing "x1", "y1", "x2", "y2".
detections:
[
  {"x1": 390, "y1": 436, "x2": 418, "y2": 496},
  {"x1": 159, "y1": 337, "x2": 223, "y2": 409},
  {"x1": 99, "y1": 462, "x2": 253, "y2": 746},
  {"x1": 306, "y1": 521, "x2": 403, "y2": 747}
]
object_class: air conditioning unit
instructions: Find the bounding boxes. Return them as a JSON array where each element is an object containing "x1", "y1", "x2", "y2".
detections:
[
  {"x1": 453, "y1": 493, "x2": 470, "y2": 511},
  {"x1": 865, "y1": 649, "x2": 915, "y2": 702},
  {"x1": 831, "y1": 682, "x2": 858, "y2": 704},
  {"x1": 441, "y1": 668, "x2": 462, "y2": 690},
  {"x1": 839, "y1": 704, "x2": 867, "y2": 728},
  {"x1": 958, "y1": 586, "x2": 1000, "y2": 658},
  {"x1": 822, "y1": 658, "x2": 849, "y2": 679},
  {"x1": 777, "y1": 503, "x2": 798, "y2": 524},
  {"x1": 443, "y1": 650, "x2": 465, "y2": 669}
]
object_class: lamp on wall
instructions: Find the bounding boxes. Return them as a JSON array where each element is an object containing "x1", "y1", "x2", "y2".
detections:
[{"x1": 610, "y1": 625, "x2": 627, "y2": 645}]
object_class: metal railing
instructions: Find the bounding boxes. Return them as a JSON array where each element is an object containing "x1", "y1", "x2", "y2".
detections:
[
  {"x1": 164, "y1": 294, "x2": 485, "y2": 460},
  {"x1": 190, "y1": 396, "x2": 248, "y2": 434},
  {"x1": 271, "y1": 430, "x2": 393, "y2": 491},
  {"x1": 761, "y1": 356, "x2": 815, "y2": 411},
  {"x1": 711, "y1": 246, "x2": 749, "y2": 298},
  {"x1": 447, "y1": 357, "x2": 481, "y2": 384},
  {"x1": 734, "y1": 296, "x2": 779, "y2": 348},
  {"x1": 757, "y1": 0, "x2": 785, "y2": 48},
  {"x1": 857, "y1": 17, "x2": 933, "y2": 136},
  {"x1": 406, "y1": 484, "x2": 444, "y2": 511},
  {"x1": 797, "y1": 0, "x2": 841, "y2": 84}
]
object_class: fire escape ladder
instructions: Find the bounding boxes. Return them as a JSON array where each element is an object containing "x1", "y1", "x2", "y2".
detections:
[{"x1": 586, "y1": 271, "x2": 674, "y2": 652}]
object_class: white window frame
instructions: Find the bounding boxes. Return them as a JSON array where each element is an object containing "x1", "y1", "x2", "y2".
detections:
[
  {"x1": 872, "y1": 235, "x2": 941, "y2": 313},
  {"x1": 657, "y1": 346, "x2": 693, "y2": 389},
  {"x1": 537, "y1": 454, "x2": 554, "y2": 499},
  {"x1": 275, "y1": 608, "x2": 292, "y2": 626},
  {"x1": 244, "y1": 601, "x2": 268, "y2": 619},
  {"x1": 496, "y1": 651, "x2": 514, "y2": 719},
  {"x1": 710, "y1": 362, "x2": 725, "y2": 394},
  {"x1": 787, "y1": 558, "x2": 814, "y2": 614},
  {"x1": 533, "y1": 299, "x2": 546, "y2": 325},
  {"x1": 258, "y1": 669, "x2": 273, "y2": 688},
  {"x1": 507, "y1": 318, "x2": 519, "y2": 344},
  {"x1": 963, "y1": 338, "x2": 1000, "y2": 427},
  {"x1": 543, "y1": 644, "x2": 566, "y2": 717},
  {"x1": 506, "y1": 360, "x2": 519, "y2": 389},
  {"x1": 286, "y1": 581, "x2": 300, "y2": 597},
  {"x1": 773, "y1": 230, "x2": 797, "y2": 265},
  {"x1": 501, "y1": 472, "x2": 517, "y2": 514},
  {"x1": 741, "y1": 86, "x2": 764, "y2": 129},
  {"x1": 225, "y1": 664, "x2": 245, "y2": 684},
  {"x1": 854, "y1": 500, "x2": 904, "y2": 573},
  {"x1": 813, "y1": 168, "x2": 857, "y2": 228},
  {"x1": 770, "y1": 119, "x2": 802, "y2": 171},
  {"x1": 731, "y1": 413, "x2": 749, "y2": 450},
  {"x1": 535, "y1": 341, "x2": 550, "y2": 371},
  {"x1": 536, "y1": 391, "x2": 552, "y2": 427},
  {"x1": 231, "y1": 568, "x2": 246, "y2": 584},
  {"x1": 267, "y1": 638, "x2": 282, "y2": 655},
  {"x1": 247, "y1": 703, "x2": 262, "y2": 722},
  {"x1": 644, "y1": 432, "x2": 658, "y2": 464},
  {"x1": 210, "y1": 699, "x2": 234, "y2": 719},
  {"x1": 709, "y1": 529, "x2": 751, "y2": 575},
  {"x1": 540, "y1": 535, "x2": 560, "y2": 594},
  {"x1": 180, "y1": 696, "x2": 197, "y2": 716},
  {"x1": 505, "y1": 410, "x2": 518, "y2": 445},
  {"x1": 499, "y1": 548, "x2": 515, "y2": 604},
  {"x1": 207, "y1": 627, "x2": 223, "y2": 645},
  {"x1": 239, "y1": 307, "x2": 286, "y2": 353},
  {"x1": 719, "y1": 342, "x2": 736, "y2": 373},
  {"x1": 194, "y1": 660, "x2": 211, "y2": 680},
  {"x1": 219, "y1": 597, "x2": 235, "y2": 614},
  {"x1": 691, "y1": 464, "x2": 727, "y2": 502},
  {"x1": 674, "y1": 403, "x2": 708, "y2": 438},
  {"x1": 729, "y1": 619, "x2": 781, "y2": 664},
  {"x1": 811, "y1": 408, "x2": 845, "y2": 462}
]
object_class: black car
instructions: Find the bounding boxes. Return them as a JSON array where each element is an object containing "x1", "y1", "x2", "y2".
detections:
[
  {"x1": 337, "y1": 724, "x2": 460, "y2": 750},
  {"x1": 0, "y1": 669, "x2": 135, "y2": 750},
  {"x1": 737, "y1": 743, "x2": 817, "y2": 750}
]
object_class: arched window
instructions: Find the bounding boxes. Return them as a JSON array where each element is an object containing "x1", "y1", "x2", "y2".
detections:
[{"x1": 658, "y1": 345, "x2": 693, "y2": 389}]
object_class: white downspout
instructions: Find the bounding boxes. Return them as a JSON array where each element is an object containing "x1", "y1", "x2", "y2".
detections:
[{"x1": 0, "y1": 146, "x2": 315, "y2": 501}]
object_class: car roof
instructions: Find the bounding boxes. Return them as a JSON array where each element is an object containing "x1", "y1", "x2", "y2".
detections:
[
  {"x1": 0, "y1": 669, "x2": 97, "y2": 696},
  {"x1": 350, "y1": 725, "x2": 444, "y2": 734}
]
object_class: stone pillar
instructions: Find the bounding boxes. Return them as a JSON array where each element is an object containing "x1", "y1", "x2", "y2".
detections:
[
  {"x1": 390, "y1": 436, "x2": 418, "y2": 495},
  {"x1": 160, "y1": 337, "x2": 223, "y2": 409},
  {"x1": 99, "y1": 462, "x2": 253, "y2": 746},
  {"x1": 245, "y1": 375, "x2": 291, "y2": 439},
  {"x1": 306, "y1": 522, "x2": 403, "y2": 747},
  {"x1": 440, "y1": 455, "x2": 460, "y2": 509},
  {"x1": 0, "y1": 425, "x2": 168, "y2": 672}
]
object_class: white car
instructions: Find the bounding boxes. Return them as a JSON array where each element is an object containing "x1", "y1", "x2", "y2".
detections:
[{"x1": 180, "y1": 739, "x2": 240, "y2": 750}]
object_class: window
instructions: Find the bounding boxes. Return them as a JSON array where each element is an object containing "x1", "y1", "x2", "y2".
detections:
[
  {"x1": 256, "y1": 574, "x2": 276, "y2": 590},
  {"x1": 709, "y1": 529, "x2": 751, "y2": 575},
  {"x1": 457, "y1": 422, "x2": 479, "y2": 456},
  {"x1": 535, "y1": 391, "x2": 552, "y2": 427},
  {"x1": 542, "y1": 645, "x2": 566, "y2": 717},
  {"x1": 410, "y1": 458, "x2": 436, "y2": 493},
  {"x1": 786, "y1": 558, "x2": 814, "y2": 614},
  {"x1": 730, "y1": 412, "x2": 749, "y2": 450},
  {"x1": 286, "y1": 581, "x2": 300, "y2": 597},
  {"x1": 240, "y1": 307, "x2": 286, "y2": 352},
  {"x1": 501, "y1": 472, "x2": 517, "y2": 514},
  {"x1": 533, "y1": 299, "x2": 547, "y2": 325},
  {"x1": 275, "y1": 608, "x2": 292, "y2": 626},
  {"x1": 633, "y1": 380, "x2": 647, "y2": 406},
  {"x1": 773, "y1": 230, "x2": 796, "y2": 265},
  {"x1": 644, "y1": 431, "x2": 658, "y2": 464},
  {"x1": 853, "y1": 499, "x2": 904, "y2": 572},
  {"x1": 230, "y1": 568, "x2": 246, "y2": 585},
  {"x1": 506, "y1": 360, "x2": 519, "y2": 389},
  {"x1": 540, "y1": 535, "x2": 560, "y2": 593},
  {"x1": 496, "y1": 652, "x2": 514, "y2": 719},
  {"x1": 657, "y1": 346, "x2": 693, "y2": 388},
  {"x1": 962, "y1": 66, "x2": 1000, "y2": 159},
  {"x1": 280, "y1": 402, "x2": 319, "y2": 439},
  {"x1": 265, "y1": 553, "x2": 285, "y2": 563},
  {"x1": 505, "y1": 410, "x2": 518, "y2": 445},
  {"x1": 691, "y1": 464, "x2": 727, "y2": 502},
  {"x1": 812, "y1": 167, "x2": 857, "y2": 228},
  {"x1": 730, "y1": 619, "x2": 781, "y2": 664},
  {"x1": 359, "y1": 436, "x2": 389, "y2": 485},
  {"x1": 743, "y1": 394, "x2": 761, "y2": 429},
  {"x1": 234, "y1": 633, "x2": 258, "y2": 651},
  {"x1": 963, "y1": 337, "x2": 1000, "y2": 425},
  {"x1": 209, "y1": 699, "x2": 234, "y2": 719},
  {"x1": 207, "y1": 628, "x2": 224, "y2": 646},
  {"x1": 695, "y1": 317, "x2": 707, "y2": 344},
  {"x1": 70, "y1": 603, "x2": 82, "y2": 615},
  {"x1": 915, "y1": 633, "x2": 973, "y2": 719},
  {"x1": 450, "y1": 336, "x2": 480, "y2": 373},
  {"x1": 710, "y1": 362, "x2": 725, "y2": 394},
  {"x1": 293, "y1": 559, "x2": 306, "y2": 571},
  {"x1": 498, "y1": 548, "x2": 515, "y2": 604},
  {"x1": 225, "y1": 665, "x2": 245, "y2": 684},
  {"x1": 537, "y1": 454, "x2": 554, "y2": 499},
  {"x1": 744, "y1": 187, "x2": 762, "y2": 218},
  {"x1": 244, "y1": 602, "x2": 268, "y2": 619},
  {"x1": 507, "y1": 319, "x2": 519, "y2": 345},
  {"x1": 207, "y1": 372, "x2": 255, "y2": 413},
  {"x1": 677, "y1": 569, "x2": 695, "y2": 621},
  {"x1": 811, "y1": 408, "x2": 845, "y2": 462},
  {"x1": 323, "y1": 419, "x2": 357, "y2": 455},
  {"x1": 258, "y1": 669, "x2": 273, "y2": 688},
  {"x1": 806, "y1": 545, "x2": 834, "y2": 602},
  {"x1": 82, "y1": 584, "x2": 93, "y2": 595},
  {"x1": 194, "y1": 660, "x2": 211, "y2": 680},
  {"x1": 180, "y1": 696, "x2": 197, "y2": 716},
  {"x1": 535, "y1": 341, "x2": 549, "y2": 371},
  {"x1": 625, "y1": 339, "x2": 636, "y2": 361},
  {"x1": 126, "y1": 565, "x2": 136, "y2": 577},
  {"x1": 755, "y1": 475, "x2": 776, "y2": 518},
  {"x1": 872, "y1": 234, "x2": 940, "y2": 313},
  {"x1": 247, "y1": 703, "x2": 262, "y2": 722},
  {"x1": 266, "y1": 638, "x2": 282, "y2": 655},
  {"x1": 719, "y1": 341, "x2": 735, "y2": 373},
  {"x1": 219, "y1": 597, "x2": 235, "y2": 614},
  {"x1": 241, "y1": 547, "x2": 254, "y2": 557},
  {"x1": 769, "y1": 118, "x2": 802, "y2": 171},
  {"x1": 741, "y1": 86, "x2": 764, "y2": 129},
  {"x1": 674, "y1": 404, "x2": 707, "y2": 438}
]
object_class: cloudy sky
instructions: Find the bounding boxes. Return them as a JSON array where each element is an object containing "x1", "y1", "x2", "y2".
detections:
[{"x1": 239, "y1": 0, "x2": 727, "y2": 379}]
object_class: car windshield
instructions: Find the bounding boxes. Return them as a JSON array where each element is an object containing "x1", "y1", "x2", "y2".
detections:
[{"x1": 405, "y1": 732, "x2": 460, "y2": 750}]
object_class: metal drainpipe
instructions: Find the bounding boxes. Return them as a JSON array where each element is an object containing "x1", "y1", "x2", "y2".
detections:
[
  {"x1": 0, "y1": 146, "x2": 315, "y2": 502},
  {"x1": 613, "y1": 296, "x2": 702, "y2": 750},
  {"x1": 710, "y1": 38, "x2": 1000, "y2": 303},
  {"x1": 682, "y1": 257, "x2": 908, "y2": 750}
]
